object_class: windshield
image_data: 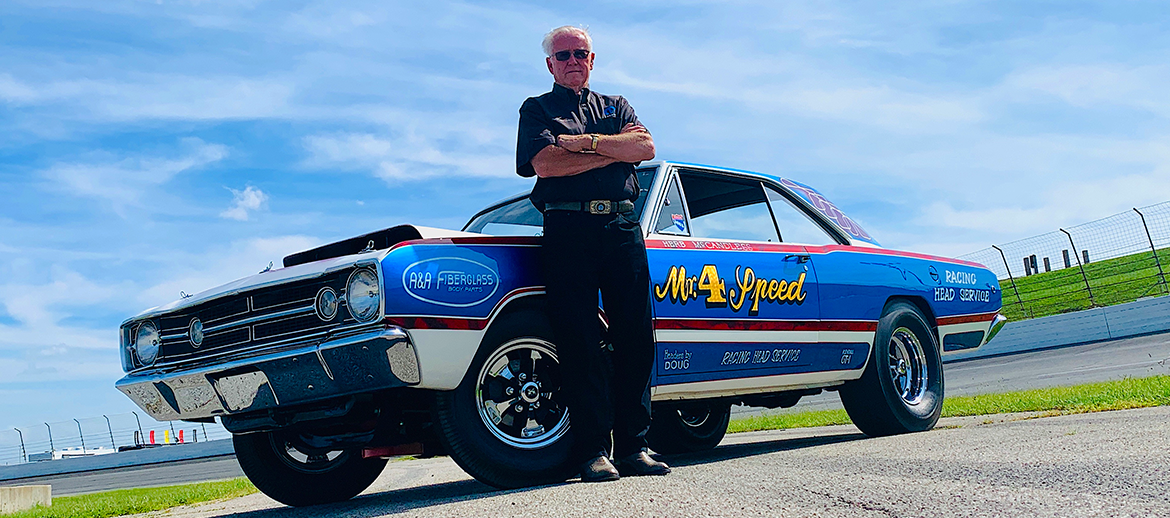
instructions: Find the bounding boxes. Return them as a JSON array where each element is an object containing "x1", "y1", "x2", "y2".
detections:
[{"x1": 463, "y1": 167, "x2": 659, "y2": 235}]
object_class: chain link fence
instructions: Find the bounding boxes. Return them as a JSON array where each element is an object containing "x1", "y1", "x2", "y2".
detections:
[
  {"x1": 0, "y1": 413, "x2": 232, "y2": 466},
  {"x1": 960, "y1": 202, "x2": 1170, "y2": 322}
]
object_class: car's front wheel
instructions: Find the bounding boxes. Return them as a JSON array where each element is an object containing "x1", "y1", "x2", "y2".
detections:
[
  {"x1": 647, "y1": 401, "x2": 731, "y2": 454},
  {"x1": 232, "y1": 431, "x2": 387, "y2": 507},
  {"x1": 433, "y1": 310, "x2": 576, "y2": 488},
  {"x1": 839, "y1": 300, "x2": 943, "y2": 436}
]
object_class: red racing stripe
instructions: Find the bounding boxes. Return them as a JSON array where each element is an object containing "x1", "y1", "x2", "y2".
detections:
[
  {"x1": 384, "y1": 316, "x2": 488, "y2": 330},
  {"x1": 937, "y1": 311, "x2": 999, "y2": 326},
  {"x1": 655, "y1": 319, "x2": 877, "y2": 332},
  {"x1": 390, "y1": 236, "x2": 541, "y2": 252}
]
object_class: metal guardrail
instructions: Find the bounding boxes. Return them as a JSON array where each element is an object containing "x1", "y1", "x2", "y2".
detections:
[
  {"x1": 0, "y1": 413, "x2": 233, "y2": 466},
  {"x1": 960, "y1": 201, "x2": 1170, "y2": 321}
]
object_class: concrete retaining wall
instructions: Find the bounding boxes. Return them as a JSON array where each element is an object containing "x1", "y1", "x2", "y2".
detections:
[
  {"x1": 0, "y1": 485, "x2": 50, "y2": 514},
  {"x1": 0, "y1": 440, "x2": 234, "y2": 483},
  {"x1": 946, "y1": 294, "x2": 1170, "y2": 362}
]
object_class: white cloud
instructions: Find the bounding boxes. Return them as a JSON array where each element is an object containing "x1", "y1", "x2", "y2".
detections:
[
  {"x1": 0, "y1": 234, "x2": 320, "y2": 386},
  {"x1": 135, "y1": 235, "x2": 320, "y2": 310},
  {"x1": 1004, "y1": 64, "x2": 1170, "y2": 116},
  {"x1": 41, "y1": 138, "x2": 228, "y2": 214},
  {"x1": 608, "y1": 68, "x2": 983, "y2": 132},
  {"x1": 1, "y1": 74, "x2": 295, "y2": 121},
  {"x1": 302, "y1": 132, "x2": 514, "y2": 182},
  {"x1": 0, "y1": 267, "x2": 131, "y2": 384},
  {"x1": 0, "y1": 74, "x2": 39, "y2": 103},
  {"x1": 220, "y1": 186, "x2": 269, "y2": 221}
]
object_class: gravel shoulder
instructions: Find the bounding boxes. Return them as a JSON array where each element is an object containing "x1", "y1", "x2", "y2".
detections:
[{"x1": 146, "y1": 405, "x2": 1170, "y2": 518}]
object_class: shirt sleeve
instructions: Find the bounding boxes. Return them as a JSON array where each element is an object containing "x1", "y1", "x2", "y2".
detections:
[
  {"x1": 617, "y1": 96, "x2": 648, "y2": 168},
  {"x1": 617, "y1": 96, "x2": 643, "y2": 130},
  {"x1": 516, "y1": 97, "x2": 557, "y2": 178}
]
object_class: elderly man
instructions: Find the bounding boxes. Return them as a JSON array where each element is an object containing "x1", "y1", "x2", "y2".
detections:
[{"x1": 515, "y1": 25, "x2": 669, "y2": 482}]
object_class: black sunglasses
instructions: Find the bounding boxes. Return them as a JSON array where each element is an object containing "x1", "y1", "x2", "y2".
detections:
[{"x1": 553, "y1": 49, "x2": 590, "y2": 61}]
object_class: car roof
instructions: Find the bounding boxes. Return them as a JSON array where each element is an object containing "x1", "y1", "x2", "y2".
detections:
[{"x1": 649, "y1": 160, "x2": 786, "y2": 184}]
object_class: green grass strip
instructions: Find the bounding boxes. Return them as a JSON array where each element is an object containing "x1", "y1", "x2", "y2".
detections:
[
  {"x1": 729, "y1": 375, "x2": 1170, "y2": 433},
  {"x1": 3, "y1": 478, "x2": 256, "y2": 518}
]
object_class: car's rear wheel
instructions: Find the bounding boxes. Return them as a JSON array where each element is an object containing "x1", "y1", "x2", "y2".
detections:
[
  {"x1": 233, "y1": 430, "x2": 387, "y2": 507},
  {"x1": 839, "y1": 300, "x2": 943, "y2": 437},
  {"x1": 647, "y1": 401, "x2": 731, "y2": 454},
  {"x1": 433, "y1": 310, "x2": 576, "y2": 488}
]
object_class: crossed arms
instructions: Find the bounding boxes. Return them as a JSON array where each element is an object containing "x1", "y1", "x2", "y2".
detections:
[{"x1": 530, "y1": 123, "x2": 656, "y2": 178}]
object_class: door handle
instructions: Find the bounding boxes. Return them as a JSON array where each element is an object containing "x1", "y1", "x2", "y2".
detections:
[{"x1": 784, "y1": 254, "x2": 811, "y2": 264}]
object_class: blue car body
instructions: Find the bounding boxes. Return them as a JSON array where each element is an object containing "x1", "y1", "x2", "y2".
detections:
[{"x1": 117, "y1": 160, "x2": 1003, "y2": 421}]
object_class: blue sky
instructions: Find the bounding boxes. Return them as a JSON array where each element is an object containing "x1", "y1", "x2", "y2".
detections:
[{"x1": 2, "y1": 1, "x2": 1170, "y2": 435}]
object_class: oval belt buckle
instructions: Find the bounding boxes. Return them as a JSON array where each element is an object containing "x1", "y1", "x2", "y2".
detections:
[{"x1": 590, "y1": 200, "x2": 610, "y2": 214}]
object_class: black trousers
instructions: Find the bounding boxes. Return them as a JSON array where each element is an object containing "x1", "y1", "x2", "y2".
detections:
[{"x1": 542, "y1": 210, "x2": 655, "y2": 462}]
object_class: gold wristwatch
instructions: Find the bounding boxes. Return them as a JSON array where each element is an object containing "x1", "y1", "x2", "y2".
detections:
[{"x1": 590, "y1": 134, "x2": 600, "y2": 152}]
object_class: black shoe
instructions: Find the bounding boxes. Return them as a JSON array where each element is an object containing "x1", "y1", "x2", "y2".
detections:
[
  {"x1": 580, "y1": 455, "x2": 620, "y2": 482},
  {"x1": 613, "y1": 451, "x2": 670, "y2": 476}
]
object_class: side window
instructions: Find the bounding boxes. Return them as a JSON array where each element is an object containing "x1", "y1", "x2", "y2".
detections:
[
  {"x1": 765, "y1": 186, "x2": 840, "y2": 245},
  {"x1": 680, "y1": 173, "x2": 779, "y2": 242},
  {"x1": 654, "y1": 177, "x2": 689, "y2": 236}
]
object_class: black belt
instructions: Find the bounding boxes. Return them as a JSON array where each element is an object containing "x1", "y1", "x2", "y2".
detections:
[{"x1": 545, "y1": 200, "x2": 635, "y2": 215}]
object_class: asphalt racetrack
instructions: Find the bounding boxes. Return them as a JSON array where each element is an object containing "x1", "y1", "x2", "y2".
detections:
[
  {"x1": 23, "y1": 332, "x2": 1170, "y2": 512},
  {"x1": 156, "y1": 407, "x2": 1170, "y2": 518}
]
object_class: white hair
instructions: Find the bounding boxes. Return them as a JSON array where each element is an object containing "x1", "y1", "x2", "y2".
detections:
[{"x1": 541, "y1": 25, "x2": 592, "y2": 56}]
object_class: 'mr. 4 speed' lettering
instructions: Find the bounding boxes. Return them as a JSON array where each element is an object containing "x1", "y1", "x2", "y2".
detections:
[{"x1": 655, "y1": 263, "x2": 807, "y2": 314}]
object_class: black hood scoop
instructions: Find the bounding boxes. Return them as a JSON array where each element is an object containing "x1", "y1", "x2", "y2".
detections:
[{"x1": 282, "y1": 225, "x2": 425, "y2": 268}]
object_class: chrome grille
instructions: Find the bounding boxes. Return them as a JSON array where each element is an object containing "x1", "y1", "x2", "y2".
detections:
[{"x1": 153, "y1": 268, "x2": 358, "y2": 364}]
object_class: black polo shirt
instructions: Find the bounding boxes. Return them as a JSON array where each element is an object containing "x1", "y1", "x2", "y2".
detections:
[{"x1": 516, "y1": 83, "x2": 643, "y2": 210}]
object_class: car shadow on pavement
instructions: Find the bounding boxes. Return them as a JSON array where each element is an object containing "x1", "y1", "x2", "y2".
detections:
[
  {"x1": 217, "y1": 478, "x2": 548, "y2": 518},
  {"x1": 658, "y1": 431, "x2": 868, "y2": 469},
  {"x1": 215, "y1": 432, "x2": 866, "y2": 517}
]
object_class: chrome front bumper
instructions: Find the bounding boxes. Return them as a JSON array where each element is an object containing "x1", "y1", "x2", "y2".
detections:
[{"x1": 116, "y1": 327, "x2": 420, "y2": 421}]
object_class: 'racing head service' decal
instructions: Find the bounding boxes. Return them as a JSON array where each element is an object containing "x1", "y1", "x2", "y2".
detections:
[
  {"x1": 779, "y1": 178, "x2": 879, "y2": 246},
  {"x1": 654, "y1": 264, "x2": 805, "y2": 315},
  {"x1": 402, "y1": 257, "x2": 500, "y2": 307},
  {"x1": 931, "y1": 265, "x2": 991, "y2": 303}
]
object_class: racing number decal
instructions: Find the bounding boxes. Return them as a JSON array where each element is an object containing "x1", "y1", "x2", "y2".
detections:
[{"x1": 653, "y1": 264, "x2": 806, "y2": 315}]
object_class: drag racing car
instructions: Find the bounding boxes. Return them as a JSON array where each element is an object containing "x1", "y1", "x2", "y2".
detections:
[{"x1": 116, "y1": 161, "x2": 1006, "y2": 506}]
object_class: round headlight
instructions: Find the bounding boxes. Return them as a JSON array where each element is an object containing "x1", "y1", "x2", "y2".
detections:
[
  {"x1": 134, "y1": 321, "x2": 161, "y2": 366},
  {"x1": 346, "y1": 268, "x2": 381, "y2": 322},
  {"x1": 315, "y1": 287, "x2": 340, "y2": 321}
]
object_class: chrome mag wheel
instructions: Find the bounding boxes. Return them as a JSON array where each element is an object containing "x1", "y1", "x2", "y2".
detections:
[
  {"x1": 269, "y1": 434, "x2": 349, "y2": 474},
  {"x1": 888, "y1": 326, "x2": 929, "y2": 406},
  {"x1": 678, "y1": 408, "x2": 711, "y2": 428},
  {"x1": 475, "y1": 338, "x2": 569, "y2": 450}
]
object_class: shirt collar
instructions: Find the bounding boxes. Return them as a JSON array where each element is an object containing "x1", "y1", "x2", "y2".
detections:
[{"x1": 552, "y1": 83, "x2": 590, "y2": 103}]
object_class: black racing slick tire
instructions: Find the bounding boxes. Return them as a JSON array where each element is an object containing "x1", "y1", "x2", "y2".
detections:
[
  {"x1": 232, "y1": 431, "x2": 387, "y2": 507},
  {"x1": 433, "y1": 310, "x2": 576, "y2": 488},
  {"x1": 839, "y1": 300, "x2": 944, "y2": 437},
  {"x1": 647, "y1": 401, "x2": 731, "y2": 454}
]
